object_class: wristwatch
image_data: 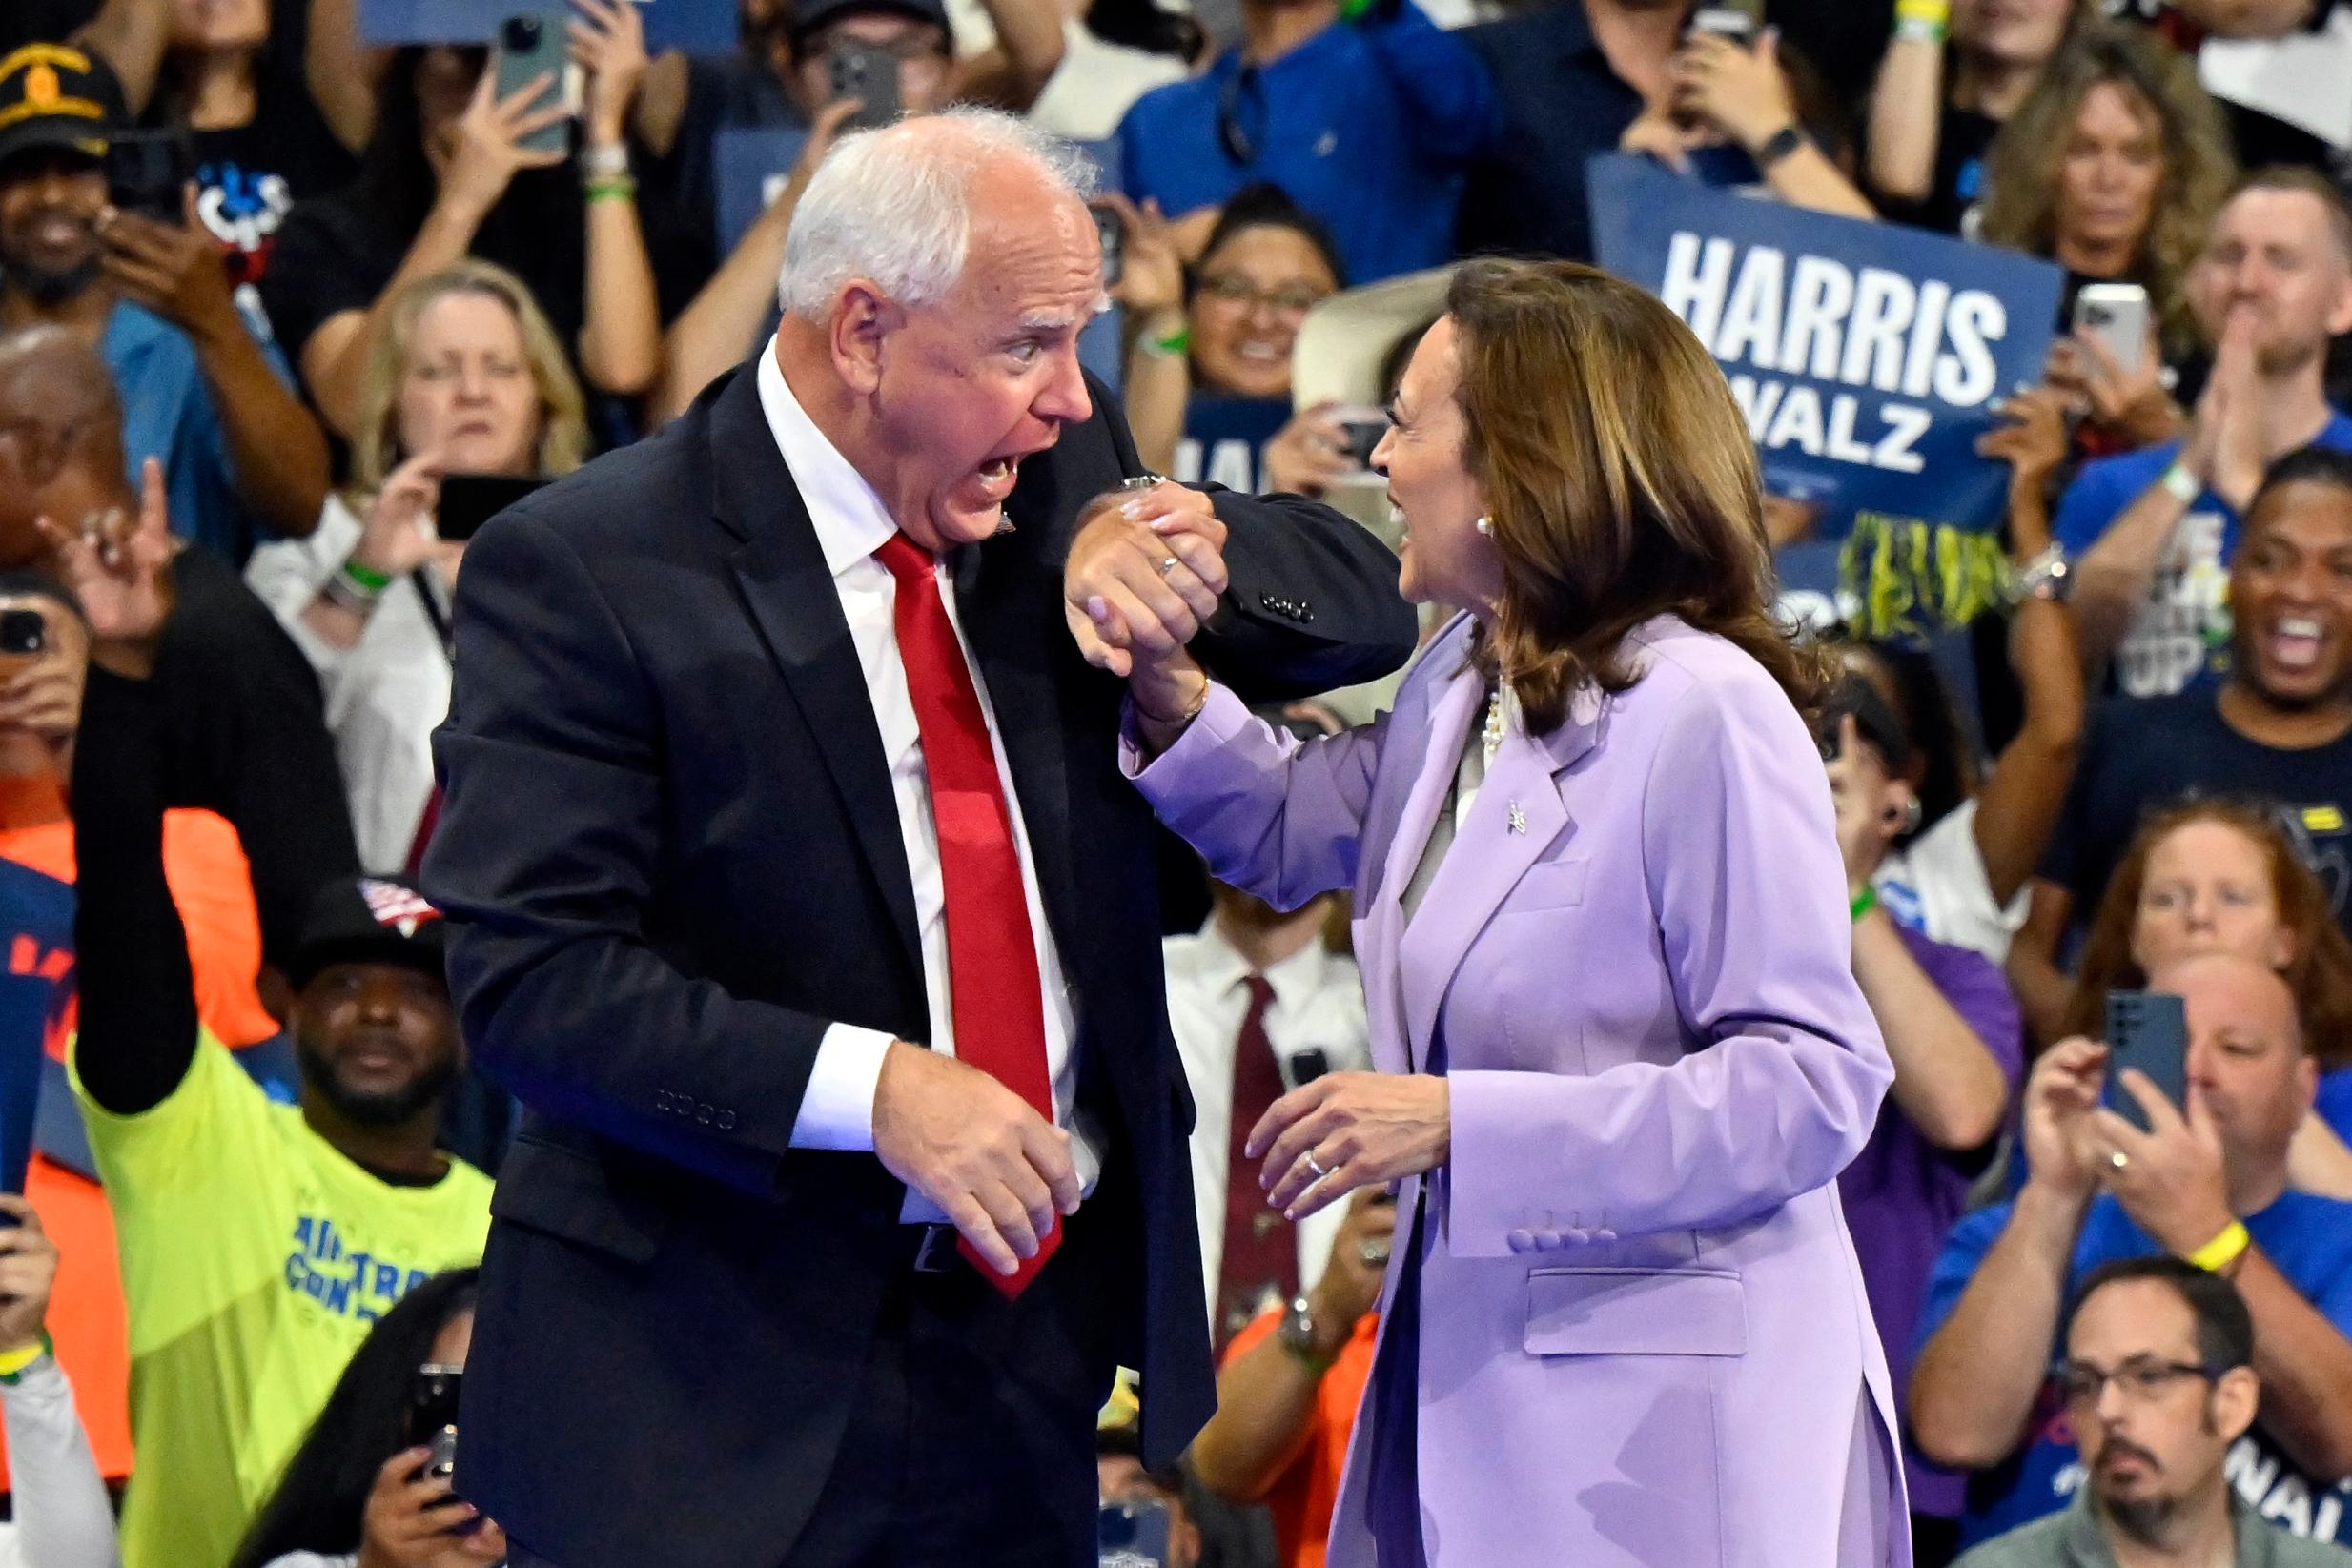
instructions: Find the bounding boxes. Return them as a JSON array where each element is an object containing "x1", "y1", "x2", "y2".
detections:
[
  {"x1": 2011, "y1": 543, "x2": 2073, "y2": 605},
  {"x1": 1753, "y1": 125, "x2": 1809, "y2": 170},
  {"x1": 1277, "y1": 1294, "x2": 1332, "y2": 1373}
]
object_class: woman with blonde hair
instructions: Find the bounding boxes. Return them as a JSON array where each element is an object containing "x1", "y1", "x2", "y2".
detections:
[
  {"x1": 1096, "y1": 258, "x2": 1905, "y2": 1565},
  {"x1": 1978, "y1": 19, "x2": 2237, "y2": 452},
  {"x1": 248, "y1": 259, "x2": 586, "y2": 873}
]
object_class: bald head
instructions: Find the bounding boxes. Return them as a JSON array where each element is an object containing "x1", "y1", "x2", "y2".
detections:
[
  {"x1": 0, "y1": 327, "x2": 124, "y2": 432},
  {"x1": 778, "y1": 106, "x2": 1098, "y2": 322},
  {"x1": 0, "y1": 327, "x2": 131, "y2": 569},
  {"x1": 2148, "y1": 952, "x2": 2304, "y2": 1054}
]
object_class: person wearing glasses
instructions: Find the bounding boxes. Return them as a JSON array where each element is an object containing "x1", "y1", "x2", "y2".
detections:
[
  {"x1": 1099, "y1": 184, "x2": 1349, "y2": 499},
  {"x1": 1912, "y1": 953, "x2": 2352, "y2": 1557},
  {"x1": 1953, "y1": 1256, "x2": 2352, "y2": 1567}
]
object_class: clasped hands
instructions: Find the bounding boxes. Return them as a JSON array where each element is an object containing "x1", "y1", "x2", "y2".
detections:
[{"x1": 1062, "y1": 480, "x2": 1225, "y2": 722}]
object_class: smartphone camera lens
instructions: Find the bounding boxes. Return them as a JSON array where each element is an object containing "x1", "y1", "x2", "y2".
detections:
[{"x1": 503, "y1": 15, "x2": 540, "y2": 50}]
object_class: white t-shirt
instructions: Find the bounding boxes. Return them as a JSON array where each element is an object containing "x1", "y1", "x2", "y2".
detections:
[
  {"x1": 1871, "y1": 798, "x2": 2031, "y2": 965},
  {"x1": 1026, "y1": 21, "x2": 1190, "y2": 143}
]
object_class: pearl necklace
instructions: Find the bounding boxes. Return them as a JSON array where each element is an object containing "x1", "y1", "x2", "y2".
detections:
[{"x1": 1482, "y1": 685, "x2": 1509, "y2": 765}]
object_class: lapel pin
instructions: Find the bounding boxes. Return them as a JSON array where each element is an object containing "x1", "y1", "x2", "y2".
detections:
[{"x1": 1507, "y1": 800, "x2": 1526, "y2": 836}]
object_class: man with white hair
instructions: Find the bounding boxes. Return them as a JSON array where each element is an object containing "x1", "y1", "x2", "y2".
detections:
[{"x1": 421, "y1": 108, "x2": 1417, "y2": 1568}]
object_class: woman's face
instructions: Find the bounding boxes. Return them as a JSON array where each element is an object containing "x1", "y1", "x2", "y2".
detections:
[
  {"x1": 1955, "y1": 0, "x2": 2073, "y2": 70},
  {"x1": 1372, "y1": 316, "x2": 1502, "y2": 615},
  {"x1": 2056, "y1": 83, "x2": 2164, "y2": 261},
  {"x1": 2130, "y1": 820, "x2": 2297, "y2": 977},
  {"x1": 415, "y1": 48, "x2": 485, "y2": 160},
  {"x1": 397, "y1": 291, "x2": 542, "y2": 478},
  {"x1": 1187, "y1": 225, "x2": 1338, "y2": 401},
  {"x1": 172, "y1": 0, "x2": 269, "y2": 52}
]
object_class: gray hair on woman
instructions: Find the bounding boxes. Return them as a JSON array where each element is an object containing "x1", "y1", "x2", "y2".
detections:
[{"x1": 777, "y1": 106, "x2": 1099, "y2": 320}]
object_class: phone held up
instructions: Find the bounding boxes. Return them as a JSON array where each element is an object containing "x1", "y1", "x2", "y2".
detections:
[
  {"x1": 1099, "y1": 1499, "x2": 1174, "y2": 1568},
  {"x1": 407, "y1": 1363, "x2": 487, "y2": 1535},
  {"x1": 2072, "y1": 282, "x2": 2152, "y2": 381},
  {"x1": 829, "y1": 40, "x2": 904, "y2": 133},
  {"x1": 2103, "y1": 989, "x2": 2190, "y2": 1137},
  {"x1": 495, "y1": 11, "x2": 573, "y2": 156},
  {"x1": 105, "y1": 128, "x2": 194, "y2": 222}
]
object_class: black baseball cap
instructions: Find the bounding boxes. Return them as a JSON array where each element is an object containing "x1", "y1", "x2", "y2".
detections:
[
  {"x1": 789, "y1": 0, "x2": 952, "y2": 48},
  {"x1": 288, "y1": 877, "x2": 449, "y2": 995},
  {"x1": 0, "y1": 44, "x2": 126, "y2": 173}
]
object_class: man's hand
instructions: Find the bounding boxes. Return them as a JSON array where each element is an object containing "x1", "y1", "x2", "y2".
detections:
[
  {"x1": 39, "y1": 457, "x2": 176, "y2": 681},
  {"x1": 2019, "y1": 1036, "x2": 2107, "y2": 1206},
  {"x1": 871, "y1": 1042, "x2": 1082, "y2": 1278},
  {"x1": 0, "y1": 1195, "x2": 58, "y2": 1353},
  {"x1": 97, "y1": 187, "x2": 242, "y2": 347},
  {"x1": 1063, "y1": 483, "x2": 1227, "y2": 678},
  {"x1": 1307, "y1": 1191, "x2": 1397, "y2": 1334},
  {"x1": 1672, "y1": 29, "x2": 1798, "y2": 154},
  {"x1": 2088, "y1": 1074, "x2": 2237, "y2": 1256},
  {"x1": 1250, "y1": 1071, "x2": 1450, "y2": 1220},
  {"x1": 2182, "y1": 309, "x2": 2264, "y2": 512}
]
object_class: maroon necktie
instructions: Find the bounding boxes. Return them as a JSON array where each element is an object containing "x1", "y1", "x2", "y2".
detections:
[
  {"x1": 876, "y1": 534, "x2": 1059, "y2": 1296},
  {"x1": 1217, "y1": 975, "x2": 1297, "y2": 1344}
]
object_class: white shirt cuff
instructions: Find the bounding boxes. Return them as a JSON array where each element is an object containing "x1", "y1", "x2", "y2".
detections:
[{"x1": 789, "y1": 1024, "x2": 895, "y2": 1151}]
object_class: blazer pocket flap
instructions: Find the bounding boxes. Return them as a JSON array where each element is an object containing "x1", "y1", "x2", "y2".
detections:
[
  {"x1": 1506, "y1": 858, "x2": 1589, "y2": 912},
  {"x1": 491, "y1": 1135, "x2": 668, "y2": 1266},
  {"x1": 1524, "y1": 1267, "x2": 1747, "y2": 1357}
]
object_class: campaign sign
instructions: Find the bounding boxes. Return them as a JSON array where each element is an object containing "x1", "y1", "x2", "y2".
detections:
[
  {"x1": 1589, "y1": 153, "x2": 2064, "y2": 635},
  {"x1": 361, "y1": 0, "x2": 736, "y2": 54},
  {"x1": 714, "y1": 131, "x2": 1131, "y2": 392}
]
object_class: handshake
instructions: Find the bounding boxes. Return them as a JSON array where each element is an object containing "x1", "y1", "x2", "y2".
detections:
[{"x1": 1061, "y1": 479, "x2": 1224, "y2": 727}]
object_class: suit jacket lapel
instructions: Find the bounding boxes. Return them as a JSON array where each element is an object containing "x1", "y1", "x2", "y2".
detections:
[
  {"x1": 1398, "y1": 683, "x2": 1606, "y2": 1066},
  {"x1": 711, "y1": 371, "x2": 923, "y2": 979}
]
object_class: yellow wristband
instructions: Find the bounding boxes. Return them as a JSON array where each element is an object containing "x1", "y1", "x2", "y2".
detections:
[
  {"x1": 2184, "y1": 1220, "x2": 2251, "y2": 1274},
  {"x1": 0, "y1": 1333, "x2": 51, "y2": 1382},
  {"x1": 1894, "y1": 0, "x2": 1951, "y2": 22}
]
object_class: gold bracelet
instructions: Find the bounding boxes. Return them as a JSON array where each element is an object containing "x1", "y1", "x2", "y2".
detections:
[
  {"x1": 2184, "y1": 1220, "x2": 2252, "y2": 1274},
  {"x1": 1136, "y1": 679, "x2": 1211, "y2": 730}
]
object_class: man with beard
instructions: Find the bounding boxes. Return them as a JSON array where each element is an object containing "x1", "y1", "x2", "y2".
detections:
[
  {"x1": 1912, "y1": 954, "x2": 2352, "y2": 1552},
  {"x1": 0, "y1": 40, "x2": 326, "y2": 561},
  {"x1": 2059, "y1": 169, "x2": 2352, "y2": 703},
  {"x1": 2008, "y1": 446, "x2": 2352, "y2": 1039},
  {"x1": 58, "y1": 467, "x2": 488, "y2": 1568},
  {"x1": 1953, "y1": 1257, "x2": 2352, "y2": 1567}
]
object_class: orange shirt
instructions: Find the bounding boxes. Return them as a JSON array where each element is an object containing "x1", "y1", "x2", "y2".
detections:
[
  {"x1": 1221, "y1": 1308, "x2": 1380, "y2": 1568},
  {"x1": 0, "y1": 802, "x2": 276, "y2": 1488}
]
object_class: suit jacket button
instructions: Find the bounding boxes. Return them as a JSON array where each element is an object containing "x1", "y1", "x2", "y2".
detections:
[
  {"x1": 696, "y1": 1103, "x2": 714, "y2": 1125},
  {"x1": 1506, "y1": 1228, "x2": 1537, "y2": 1253},
  {"x1": 717, "y1": 1110, "x2": 737, "y2": 1130}
]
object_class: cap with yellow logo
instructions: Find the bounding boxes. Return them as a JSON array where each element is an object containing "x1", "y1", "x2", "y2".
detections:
[{"x1": 0, "y1": 44, "x2": 126, "y2": 174}]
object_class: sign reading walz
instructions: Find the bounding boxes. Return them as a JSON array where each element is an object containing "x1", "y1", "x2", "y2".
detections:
[
  {"x1": 360, "y1": 0, "x2": 735, "y2": 52},
  {"x1": 1587, "y1": 153, "x2": 2065, "y2": 637}
]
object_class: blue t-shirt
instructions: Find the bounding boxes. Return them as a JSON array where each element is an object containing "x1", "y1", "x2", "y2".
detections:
[
  {"x1": 1116, "y1": 3, "x2": 1497, "y2": 286},
  {"x1": 2052, "y1": 411, "x2": 2352, "y2": 701},
  {"x1": 2320, "y1": 1070, "x2": 2352, "y2": 1144},
  {"x1": 103, "y1": 297, "x2": 297, "y2": 565},
  {"x1": 1914, "y1": 1190, "x2": 2352, "y2": 1546}
]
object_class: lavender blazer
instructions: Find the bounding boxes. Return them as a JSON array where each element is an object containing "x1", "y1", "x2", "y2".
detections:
[{"x1": 1129, "y1": 615, "x2": 1911, "y2": 1568}]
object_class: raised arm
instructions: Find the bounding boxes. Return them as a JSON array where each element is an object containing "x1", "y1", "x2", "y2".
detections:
[
  {"x1": 1866, "y1": 0, "x2": 1947, "y2": 206},
  {"x1": 952, "y1": 0, "x2": 1069, "y2": 111},
  {"x1": 74, "y1": 0, "x2": 174, "y2": 113},
  {"x1": 1444, "y1": 676, "x2": 1894, "y2": 1252},
  {"x1": 571, "y1": 0, "x2": 663, "y2": 398},
  {"x1": 305, "y1": 0, "x2": 389, "y2": 153},
  {"x1": 1354, "y1": 0, "x2": 1501, "y2": 164}
]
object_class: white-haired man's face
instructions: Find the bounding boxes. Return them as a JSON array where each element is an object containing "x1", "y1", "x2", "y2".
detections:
[{"x1": 840, "y1": 160, "x2": 1102, "y2": 549}]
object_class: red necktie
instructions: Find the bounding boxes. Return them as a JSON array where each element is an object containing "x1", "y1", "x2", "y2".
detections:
[
  {"x1": 1217, "y1": 975, "x2": 1297, "y2": 1345},
  {"x1": 875, "y1": 534, "x2": 1059, "y2": 1295}
]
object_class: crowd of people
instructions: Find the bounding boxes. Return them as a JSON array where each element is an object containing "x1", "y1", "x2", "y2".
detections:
[{"x1": 0, "y1": 0, "x2": 2343, "y2": 1563}]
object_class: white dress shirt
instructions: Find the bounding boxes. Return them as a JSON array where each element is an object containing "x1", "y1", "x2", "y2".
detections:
[
  {"x1": 758, "y1": 345, "x2": 1097, "y2": 1220},
  {"x1": 1163, "y1": 920, "x2": 1371, "y2": 1320}
]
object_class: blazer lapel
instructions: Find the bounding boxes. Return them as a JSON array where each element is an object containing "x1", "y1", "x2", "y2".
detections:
[
  {"x1": 1376, "y1": 662, "x2": 1486, "y2": 919},
  {"x1": 711, "y1": 371, "x2": 922, "y2": 979},
  {"x1": 1398, "y1": 683, "x2": 1606, "y2": 1066}
]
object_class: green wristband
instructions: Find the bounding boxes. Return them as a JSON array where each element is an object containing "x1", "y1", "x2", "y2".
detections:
[
  {"x1": 340, "y1": 559, "x2": 393, "y2": 593},
  {"x1": 1851, "y1": 885, "x2": 1879, "y2": 923}
]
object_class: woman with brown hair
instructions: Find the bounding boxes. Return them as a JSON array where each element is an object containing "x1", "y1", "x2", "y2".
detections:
[
  {"x1": 1095, "y1": 258, "x2": 1905, "y2": 1565},
  {"x1": 1977, "y1": 19, "x2": 2238, "y2": 453},
  {"x1": 2053, "y1": 799, "x2": 2352, "y2": 1191}
]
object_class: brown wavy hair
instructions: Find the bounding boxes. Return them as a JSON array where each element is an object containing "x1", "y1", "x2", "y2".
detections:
[
  {"x1": 2059, "y1": 799, "x2": 2352, "y2": 1067},
  {"x1": 1976, "y1": 20, "x2": 2236, "y2": 361},
  {"x1": 1445, "y1": 259, "x2": 1829, "y2": 730}
]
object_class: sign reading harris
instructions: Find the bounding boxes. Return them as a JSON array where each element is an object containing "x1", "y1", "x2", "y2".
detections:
[
  {"x1": 1588, "y1": 153, "x2": 2065, "y2": 634},
  {"x1": 360, "y1": 0, "x2": 735, "y2": 53}
]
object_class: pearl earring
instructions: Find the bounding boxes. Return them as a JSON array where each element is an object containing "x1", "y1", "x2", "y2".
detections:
[{"x1": 1474, "y1": 516, "x2": 1493, "y2": 537}]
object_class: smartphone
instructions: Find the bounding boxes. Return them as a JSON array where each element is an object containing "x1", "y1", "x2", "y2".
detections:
[
  {"x1": 2073, "y1": 283, "x2": 2151, "y2": 380},
  {"x1": 1326, "y1": 404, "x2": 1388, "y2": 475},
  {"x1": 105, "y1": 129, "x2": 194, "y2": 222},
  {"x1": 828, "y1": 40, "x2": 903, "y2": 132},
  {"x1": 436, "y1": 474, "x2": 548, "y2": 543},
  {"x1": 2104, "y1": 989, "x2": 2190, "y2": 1136},
  {"x1": 0, "y1": 609, "x2": 46, "y2": 662},
  {"x1": 407, "y1": 1363, "x2": 464, "y2": 1454},
  {"x1": 1098, "y1": 1499, "x2": 1173, "y2": 1568},
  {"x1": 495, "y1": 11, "x2": 572, "y2": 156},
  {"x1": 1093, "y1": 204, "x2": 1125, "y2": 288},
  {"x1": 1687, "y1": 0, "x2": 1764, "y2": 45}
]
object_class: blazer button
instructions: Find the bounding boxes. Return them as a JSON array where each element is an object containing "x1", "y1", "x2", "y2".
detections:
[
  {"x1": 1530, "y1": 1228, "x2": 1565, "y2": 1250},
  {"x1": 1506, "y1": 1228, "x2": 1538, "y2": 1253},
  {"x1": 1588, "y1": 1228, "x2": 1618, "y2": 1245}
]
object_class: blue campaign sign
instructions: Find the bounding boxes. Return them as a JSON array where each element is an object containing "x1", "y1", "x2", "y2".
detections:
[
  {"x1": 1590, "y1": 153, "x2": 2065, "y2": 635},
  {"x1": 0, "y1": 855, "x2": 74, "y2": 1193},
  {"x1": 714, "y1": 131, "x2": 1131, "y2": 393},
  {"x1": 361, "y1": 0, "x2": 736, "y2": 53}
]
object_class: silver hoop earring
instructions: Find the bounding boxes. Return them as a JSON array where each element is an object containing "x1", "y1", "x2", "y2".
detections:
[{"x1": 1474, "y1": 516, "x2": 1493, "y2": 537}]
